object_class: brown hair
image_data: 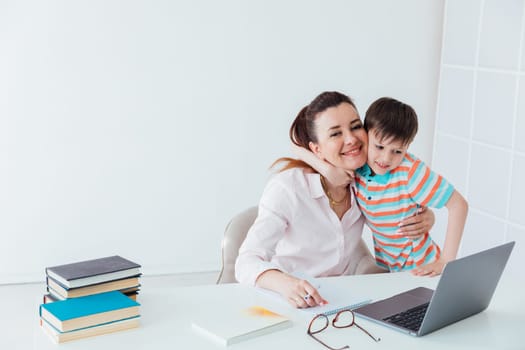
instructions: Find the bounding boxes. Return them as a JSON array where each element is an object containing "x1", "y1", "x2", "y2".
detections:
[
  {"x1": 272, "y1": 91, "x2": 357, "y2": 172},
  {"x1": 364, "y1": 97, "x2": 418, "y2": 146}
]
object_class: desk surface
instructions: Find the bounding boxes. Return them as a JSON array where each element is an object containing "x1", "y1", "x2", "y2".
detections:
[{"x1": 1, "y1": 271, "x2": 523, "y2": 350}]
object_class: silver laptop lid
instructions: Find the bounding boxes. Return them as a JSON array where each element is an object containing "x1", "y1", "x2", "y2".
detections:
[{"x1": 418, "y1": 241, "x2": 515, "y2": 335}]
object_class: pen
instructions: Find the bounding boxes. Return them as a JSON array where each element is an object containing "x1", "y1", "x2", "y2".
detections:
[{"x1": 303, "y1": 285, "x2": 321, "y2": 300}]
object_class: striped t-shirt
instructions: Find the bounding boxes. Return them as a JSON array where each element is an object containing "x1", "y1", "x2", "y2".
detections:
[{"x1": 354, "y1": 153, "x2": 454, "y2": 271}]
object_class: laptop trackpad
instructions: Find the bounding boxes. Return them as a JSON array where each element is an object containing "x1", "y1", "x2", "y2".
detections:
[{"x1": 355, "y1": 287, "x2": 434, "y2": 319}]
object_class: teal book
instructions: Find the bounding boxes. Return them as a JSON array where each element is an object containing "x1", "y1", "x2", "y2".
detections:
[{"x1": 40, "y1": 291, "x2": 140, "y2": 332}]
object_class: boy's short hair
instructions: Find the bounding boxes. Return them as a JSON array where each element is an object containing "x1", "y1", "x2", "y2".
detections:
[{"x1": 364, "y1": 97, "x2": 418, "y2": 146}]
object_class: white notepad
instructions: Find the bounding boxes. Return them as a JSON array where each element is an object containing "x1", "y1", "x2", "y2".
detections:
[{"x1": 257, "y1": 274, "x2": 371, "y2": 316}]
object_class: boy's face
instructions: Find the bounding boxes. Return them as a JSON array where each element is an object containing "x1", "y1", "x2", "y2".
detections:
[{"x1": 367, "y1": 129, "x2": 409, "y2": 175}]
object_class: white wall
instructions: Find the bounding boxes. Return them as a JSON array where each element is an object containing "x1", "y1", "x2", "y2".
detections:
[
  {"x1": 432, "y1": 0, "x2": 524, "y2": 279},
  {"x1": 0, "y1": 0, "x2": 444, "y2": 283}
]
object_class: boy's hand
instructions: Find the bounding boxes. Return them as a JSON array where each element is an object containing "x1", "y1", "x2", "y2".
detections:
[
  {"x1": 411, "y1": 259, "x2": 446, "y2": 277},
  {"x1": 324, "y1": 166, "x2": 354, "y2": 187},
  {"x1": 291, "y1": 143, "x2": 354, "y2": 187}
]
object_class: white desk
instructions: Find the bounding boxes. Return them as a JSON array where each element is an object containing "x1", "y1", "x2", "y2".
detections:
[{"x1": 1, "y1": 272, "x2": 523, "y2": 349}]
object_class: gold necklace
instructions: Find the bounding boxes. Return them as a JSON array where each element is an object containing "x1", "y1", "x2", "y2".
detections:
[{"x1": 320, "y1": 176, "x2": 348, "y2": 207}]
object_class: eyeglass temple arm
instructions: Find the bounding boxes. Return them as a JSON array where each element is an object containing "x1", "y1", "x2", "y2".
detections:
[
  {"x1": 353, "y1": 322, "x2": 381, "y2": 342},
  {"x1": 307, "y1": 333, "x2": 350, "y2": 350}
]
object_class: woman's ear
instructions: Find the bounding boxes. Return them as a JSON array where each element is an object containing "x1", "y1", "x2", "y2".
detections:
[{"x1": 309, "y1": 141, "x2": 323, "y2": 158}]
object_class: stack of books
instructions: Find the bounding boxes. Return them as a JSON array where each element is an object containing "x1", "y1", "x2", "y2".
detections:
[
  {"x1": 39, "y1": 255, "x2": 142, "y2": 343},
  {"x1": 40, "y1": 291, "x2": 141, "y2": 343},
  {"x1": 43, "y1": 255, "x2": 142, "y2": 303}
]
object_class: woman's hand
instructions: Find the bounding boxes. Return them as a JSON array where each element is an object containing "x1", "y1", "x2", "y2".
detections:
[
  {"x1": 397, "y1": 206, "x2": 435, "y2": 239},
  {"x1": 255, "y1": 270, "x2": 327, "y2": 308}
]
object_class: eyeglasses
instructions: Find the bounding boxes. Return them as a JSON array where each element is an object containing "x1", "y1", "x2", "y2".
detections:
[{"x1": 307, "y1": 309, "x2": 380, "y2": 350}]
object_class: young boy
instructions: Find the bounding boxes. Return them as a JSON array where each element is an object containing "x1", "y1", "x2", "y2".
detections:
[{"x1": 297, "y1": 97, "x2": 468, "y2": 276}]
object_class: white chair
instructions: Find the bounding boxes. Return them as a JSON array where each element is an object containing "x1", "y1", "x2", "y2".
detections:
[
  {"x1": 216, "y1": 206, "x2": 385, "y2": 284},
  {"x1": 216, "y1": 206, "x2": 258, "y2": 284}
]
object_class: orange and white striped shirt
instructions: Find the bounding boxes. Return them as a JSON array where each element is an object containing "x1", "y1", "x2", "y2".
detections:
[{"x1": 355, "y1": 153, "x2": 454, "y2": 271}]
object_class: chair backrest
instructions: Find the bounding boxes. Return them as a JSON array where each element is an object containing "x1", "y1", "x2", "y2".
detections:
[{"x1": 216, "y1": 206, "x2": 258, "y2": 284}]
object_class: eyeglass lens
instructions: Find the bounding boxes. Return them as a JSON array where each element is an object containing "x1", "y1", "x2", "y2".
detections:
[{"x1": 307, "y1": 310, "x2": 380, "y2": 350}]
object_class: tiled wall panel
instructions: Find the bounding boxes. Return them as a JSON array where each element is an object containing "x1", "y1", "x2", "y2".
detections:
[
  {"x1": 437, "y1": 67, "x2": 474, "y2": 139},
  {"x1": 441, "y1": 0, "x2": 481, "y2": 65},
  {"x1": 473, "y1": 72, "x2": 516, "y2": 148},
  {"x1": 435, "y1": 0, "x2": 525, "y2": 261},
  {"x1": 461, "y1": 211, "x2": 506, "y2": 256},
  {"x1": 468, "y1": 145, "x2": 511, "y2": 218},
  {"x1": 478, "y1": 0, "x2": 523, "y2": 70},
  {"x1": 432, "y1": 134, "x2": 469, "y2": 193},
  {"x1": 515, "y1": 78, "x2": 525, "y2": 152},
  {"x1": 509, "y1": 154, "x2": 525, "y2": 226}
]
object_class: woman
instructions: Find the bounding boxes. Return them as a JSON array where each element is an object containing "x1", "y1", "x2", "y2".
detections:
[{"x1": 234, "y1": 91, "x2": 433, "y2": 308}]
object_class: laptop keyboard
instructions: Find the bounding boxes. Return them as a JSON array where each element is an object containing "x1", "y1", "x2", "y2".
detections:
[{"x1": 382, "y1": 302, "x2": 429, "y2": 332}]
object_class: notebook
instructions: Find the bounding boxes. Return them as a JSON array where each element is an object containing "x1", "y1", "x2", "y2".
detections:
[
  {"x1": 191, "y1": 305, "x2": 292, "y2": 346},
  {"x1": 354, "y1": 241, "x2": 515, "y2": 336},
  {"x1": 257, "y1": 273, "x2": 371, "y2": 316}
]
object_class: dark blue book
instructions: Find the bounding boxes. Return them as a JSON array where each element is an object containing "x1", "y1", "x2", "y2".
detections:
[
  {"x1": 46, "y1": 255, "x2": 141, "y2": 288},
  {"x1": 39, "y1": 291, "x2": 140, "y2": 332}
]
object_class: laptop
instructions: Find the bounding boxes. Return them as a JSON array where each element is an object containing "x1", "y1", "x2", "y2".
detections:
[{"x1": 353, "y1": 241, "x2": 515, "y2": 336}]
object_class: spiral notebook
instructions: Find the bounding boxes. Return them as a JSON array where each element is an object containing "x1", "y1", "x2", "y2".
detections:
[{"x1": 257, "y1": 274, "x2": 370, "y2": 316}]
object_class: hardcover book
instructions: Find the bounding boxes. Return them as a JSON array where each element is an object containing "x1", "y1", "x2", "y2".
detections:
[
  {"x1": 47, "y1": 276, "x2": 140, "y2": 299},
  {"x1": 46, "y1": 255, "x2": 141, "y2": 288},
  {"x1": 191, "y1": 305, "x2": 292, "y2": 346},
  {"x1": 41, "y1": 316, "x2": 140, "y2": 343},
  {"x1": 39, "y1": 291, "x2": 140, "y2": 332},
  {"x1": 44, "y1": 288, "x2": 139, "y2": 303}
]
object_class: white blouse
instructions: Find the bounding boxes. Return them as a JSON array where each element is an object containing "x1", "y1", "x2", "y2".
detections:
[{"x1": 235, "y1": 168, "x2": 370, "y2": 286}]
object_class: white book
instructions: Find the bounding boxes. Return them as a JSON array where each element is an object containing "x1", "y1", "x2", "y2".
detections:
[{"x1": 191, "y1": 306, "x2": 292, "y2": 346}]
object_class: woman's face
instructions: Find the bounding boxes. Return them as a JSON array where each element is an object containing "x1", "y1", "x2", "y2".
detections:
[{"x1": 309, "y1": 102, "x2": 368, "y2": 171}]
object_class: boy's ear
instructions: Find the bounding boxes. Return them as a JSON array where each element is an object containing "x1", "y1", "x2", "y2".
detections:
[{"x1": 308, "y1": 141, "x2": 322, "y2": 158}]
